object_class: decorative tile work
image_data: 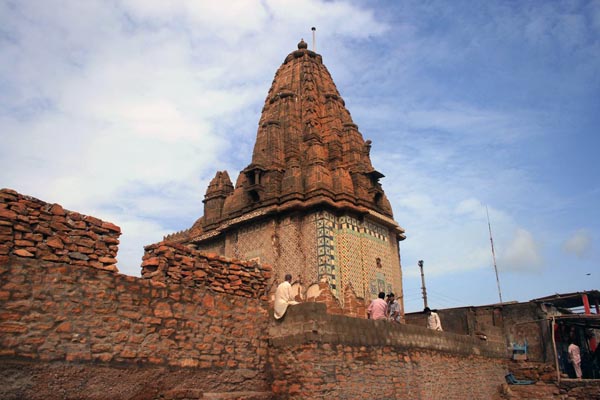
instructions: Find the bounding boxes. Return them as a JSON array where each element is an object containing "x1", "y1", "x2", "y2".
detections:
[
  {"x1": 196, "y1": 238, "x2": 226, "y2": 255},
  {"x1": 276, "y1": 215, "x2": 318, "y2": 284},
  {"x1": 200, "y1": 211, "x2": 401, "y2": 310},
  {"x1": 336, "y1": 226, "x2": 364, "y2": 299},
  {"x1": 335, "y1": 215, "x2": 401, "y2": 302},
  {"x1": 316, "y1": 211, "x2": 338, "y2": 296},
  {"x1": 234, "y1": 221, "x2": 273, "y2": 265},
  {"x1": 364, "y1": 220, "x2": 389, "y2": 242},
  {"x1": 362, "y1": 224, "x2": 399, "y2": 300},
  {"x1": 300, "y1": 214, "x2": 319, "y2": 283},
  {"x1": 212, "y1": 215, "x2": 319, "y2": 287}
]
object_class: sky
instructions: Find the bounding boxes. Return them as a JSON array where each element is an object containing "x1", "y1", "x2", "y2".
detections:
[{"x1": 1, "y1": 0, "x2": 599, "y2": 313}]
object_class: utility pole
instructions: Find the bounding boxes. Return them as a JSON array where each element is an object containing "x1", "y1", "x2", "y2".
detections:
[{"x1": 418, "y1": 260, "x2": 428, "y2": 309}]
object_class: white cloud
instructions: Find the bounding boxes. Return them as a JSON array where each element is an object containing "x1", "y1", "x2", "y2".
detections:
[
  {"x1": 562, "y1": 229, "x2": 592, "y2": 258},
  {"x1": 0, "y1": 0, "x2": 388, "y2": 277},
  {"x1": 499, "y1": 228, "x2": 543, "y2": 271},
  {"x1": 454, "y1": 198, "x2": 485, "y2": 218}
]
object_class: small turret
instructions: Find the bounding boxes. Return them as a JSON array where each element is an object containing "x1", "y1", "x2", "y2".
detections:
[{"x1": 203, "y1": 171, "x2": 233, "y2": 227}]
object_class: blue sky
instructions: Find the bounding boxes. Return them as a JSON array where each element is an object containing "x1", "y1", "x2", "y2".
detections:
[{"x1": 1, "y1": 0, "x2": 599, "y2": 312}]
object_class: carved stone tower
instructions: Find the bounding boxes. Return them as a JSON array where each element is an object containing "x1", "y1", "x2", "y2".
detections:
[{"x1": 167, "y1": 40, "x2": 405, "y2": 303}]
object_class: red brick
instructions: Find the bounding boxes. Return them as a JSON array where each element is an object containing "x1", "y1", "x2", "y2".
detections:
[
  {"x1": 49, "y1": 203, "x2": 65, "y2": 216},
  {"x1": 101, "y1": 221, "x2": 121, "y2": 233},
  {"x1": 0, "y1": 208, "x2": 17, "y2": 220},
  {"x1": 66, "y1": 351, "x2": 91, "y2": 361},
  {"x1": 45, "y1": 236, "x2": 64, "y2": 249},
  {"x1": 13, "y1": 249, "x2": 34, "y2": 257},
  {"x1": 56, "y1": 321, "x2": 72, "y2": 333},
  {"x1": 153, "y1": 302, "x2": 172, "y2": 318},
  {"x1": 0, "y1": 322, "x2": 27, "y2": 333}
]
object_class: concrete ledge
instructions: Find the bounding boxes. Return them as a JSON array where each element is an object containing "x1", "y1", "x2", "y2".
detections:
[{"x1": 269, "y1": 302, "x2": 507, "y2": 358}]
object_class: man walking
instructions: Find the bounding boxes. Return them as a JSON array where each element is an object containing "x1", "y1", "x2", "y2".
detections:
[{"x1": 425, "y1": 307, "x2": 443, "y2": 331}]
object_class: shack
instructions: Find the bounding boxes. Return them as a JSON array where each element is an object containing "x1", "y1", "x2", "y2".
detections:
[{"x1": 405, "y1": 290, "x2": 600, "y2": 379}]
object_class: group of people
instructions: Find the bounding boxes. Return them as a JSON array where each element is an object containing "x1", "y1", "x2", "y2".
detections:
[
  {"x1": 366, "y1": 293, "x2": 443, "y2": 331},
  {"x1": 366, "y1": 291, "x2": 403, "y2": 323},
  {"x1": 274, "y1": 274, "x2": 443, "y2": 333}
]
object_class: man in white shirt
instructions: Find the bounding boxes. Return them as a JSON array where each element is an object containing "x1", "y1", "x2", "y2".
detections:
[
  {"x1": 274, "y1": 274, "x2": 299, "y2": 319},
  {"x1": 425, "y1": 307, "x2": 443, "y2": 331}
]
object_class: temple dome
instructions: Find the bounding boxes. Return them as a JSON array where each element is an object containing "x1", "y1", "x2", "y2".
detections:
[{"x1": 171, "y1": 41, "x2": 400, "y2": 239}]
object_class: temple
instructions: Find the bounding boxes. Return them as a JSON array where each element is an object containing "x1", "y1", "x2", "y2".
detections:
[
  {"x1": 2, "y1": 40, "x2": 599, "y2": 399},
  {"x1": 166, "y1": 40, "x2": 406, "y2": 303}
]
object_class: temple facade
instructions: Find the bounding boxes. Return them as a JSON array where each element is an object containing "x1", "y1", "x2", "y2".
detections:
[{"x1": 167, "y1": 40, "x2": 405, "y2": 303}]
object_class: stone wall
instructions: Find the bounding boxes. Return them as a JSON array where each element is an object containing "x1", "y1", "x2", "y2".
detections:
[
  {"x1": 406, "y1": 303, "x2": 553, "y2": 362},
  {"x1": 0, "y1": 257, "x2": 270, "y2": 369},
  {"x1": 502, "y1": 302, "x2": 553, "y2": 362},
  {"x1": 0, "y1": 256, "x2": 271, "y2": 398},
  {"x1": 142, "y1": 241, "x2": 272, "y2": 299},
  {"x1": 0, "y1": 188, "x2": 120, "y2": 272},
  {"x1": 0, "y1": 188, "x2": 272, "y2": 398},
  {"x1": 269, "y1": 303, "x2": 508, "y2": 400},
  {"x1": 499, "y1": 379, "x2": 600, "y2": 400}
]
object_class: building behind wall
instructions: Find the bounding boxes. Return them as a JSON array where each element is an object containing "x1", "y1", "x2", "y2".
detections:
[
  {"x1": 164, "y1": 40, "x2": 406, "y2": 305},
  {"x1": 405, "y1": 290, "x2": 600, "y2": 379}
]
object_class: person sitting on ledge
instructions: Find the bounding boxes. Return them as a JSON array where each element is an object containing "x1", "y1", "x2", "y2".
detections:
[
  {"x1": 274, "y1": 273, "x2": 299, "y2": 319},
  {"x1": 425, "y1": 307, "x2": 443, "y2": 331},
  {"x1": 367, "y1": 292, "x2": 388, "y2": 320}
]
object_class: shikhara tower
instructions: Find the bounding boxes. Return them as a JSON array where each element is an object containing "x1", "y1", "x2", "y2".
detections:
[{"x1": 167, "y1": 40, "x2": 406, "y2": 303}]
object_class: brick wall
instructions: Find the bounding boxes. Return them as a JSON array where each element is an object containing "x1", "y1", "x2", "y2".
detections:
[
  {"x1": 0, "y1": 257, "x2": 269, "y2": 371},
  {"x1": 0, "y1": 189, "x2": 272, "y2": 397},
  {"x1": 268, "y1": 303, "x2": 508, "y2": 400},
  {"x1": 142, "y1": 241, "x2": 272, "y2": 299},
  {"x1": 405, "y1": 303, "x2": 553, "y2": 362},
  {"x1": 0, "y1": 188, "x2": 120, "y2": 272}
]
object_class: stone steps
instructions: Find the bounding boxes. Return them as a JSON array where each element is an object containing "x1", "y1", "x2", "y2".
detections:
[
  {"x1": 162, "y1": 389, "x2": 273, "y2": 400},
  {"x1": 500, "y1": 382, "x2": 562, "y2": 399}
]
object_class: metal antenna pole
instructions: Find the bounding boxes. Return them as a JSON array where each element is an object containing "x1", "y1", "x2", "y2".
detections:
[
  {"x1": 311, "y1": 27, "x2": 316, "y2": 52},
  {"x1": 486, "y1": 206, "x2": 503, "y2": 305},
  {"x1": 418, "y1": 260, "x2": 428, "y2": 309}
]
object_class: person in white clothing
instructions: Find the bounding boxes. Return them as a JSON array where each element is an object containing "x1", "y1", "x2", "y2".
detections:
[
  {"x1": 424, "y1": 307, "x2": 443, "y2": 331},
  {"x1": 273, "y1": 274, "x2": 299, "y2": 319},
  {"x1": 568, "y1": 340, "x2": 582, "y2": 379}
]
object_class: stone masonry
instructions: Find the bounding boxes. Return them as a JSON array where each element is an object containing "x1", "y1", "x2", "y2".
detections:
[{"x1": 0, "y1": 188, "x2": 120, "y2": 272}]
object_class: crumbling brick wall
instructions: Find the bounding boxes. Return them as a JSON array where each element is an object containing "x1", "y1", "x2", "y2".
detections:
[
  {"x1": 0, "y1": 189, "x2": 272, "y2": 397},
  {"x1": 269, "y1": 303, "x2": 508, "y2": 400},
  {"x1": 141, "y1": 241, "x2": 272, "y2": 299},
  {"x1": 0, "y1": 257, "x2": 270, "y2": 370},
  {"x1": 0, "y1": 188, "x2": 120, "y2": 272}
]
